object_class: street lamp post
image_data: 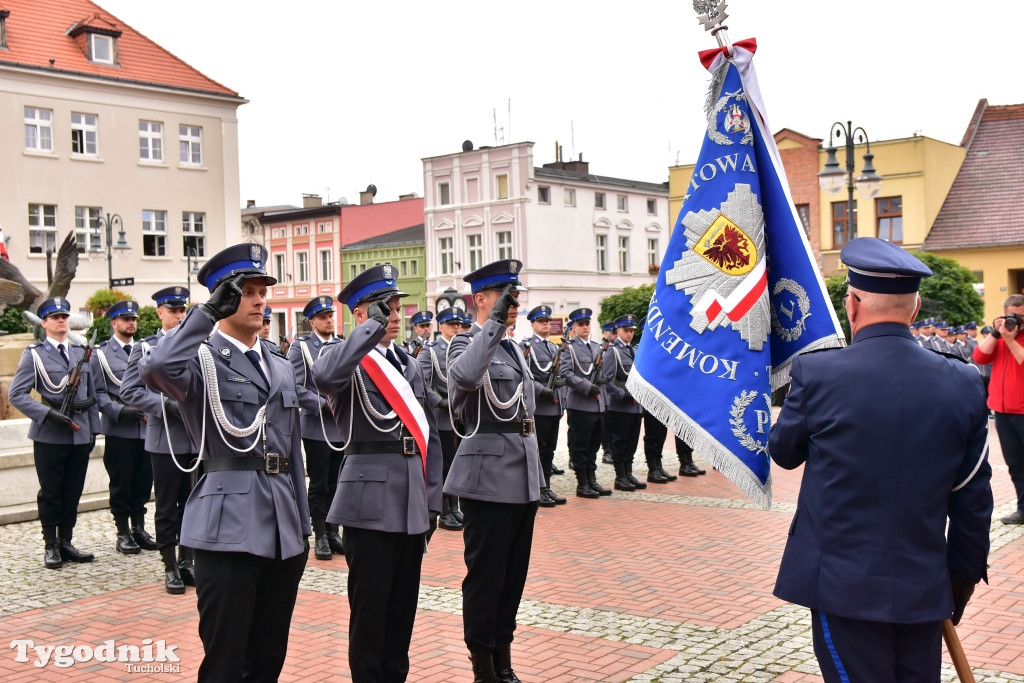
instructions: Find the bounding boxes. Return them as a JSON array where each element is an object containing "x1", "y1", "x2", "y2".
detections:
[
  {"x1": 817, "y1": 121, "x2": 883, "y2": 244},
  {"x1": 186, "y1": 247, "x2": 201, "y2": 302},
  {"x1": 91, "y1": 213, "x2": 131, "y2": 288}
]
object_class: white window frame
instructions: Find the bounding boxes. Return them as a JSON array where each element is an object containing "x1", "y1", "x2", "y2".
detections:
[
  {"x1": 439, "y1": 236, "x2": 454, "y2": 275},
  {"x1": 141, "y1": 209, "x2": 167, "y2": 257},
  {"x1": 647, "y1": 238, "x2": 659, "y2": 267},
  {"x1": 495, "y1": 173, "x2": 509, "y2": 200},
  {"x1": 75, "y1": 207, "x2": 102, "y2": 254},
  {"x1": 595, "y1": 234, "x2": 608, "y2": 273},
  {"x1": 294, "y1": 224, "x2": 309, "y2": 236},
  {"x1": 319, "y1": 248, "x2": 333, "y2": 282},
  {"x1": 618, "y1": 235, "x2": 630, "y2": 273},
  {"x1": 350, "y1": 264, "x2": 358, "y2": 279},
  {"x1": 617, "y1": 195, "x2": 628, "y2": 212},
  {"x1": 28, "y1": 204, "x2": 57, "y2": 254},
  {"x1": 179, "y1": 124, "x2": 203, "y2": 166},
  {"x1": 646, "y1": 198, "x2": 657, "y2": 215},
  {"x1": 89, "y1": 33, "x2": 115, "y2": 64},
  {"x1": 497, "y1": 230, "x2": 513, "y2": 260},
  {"x1": 317, "y1": 221, "x2": 331, "y2": 234},
  {"x1": 24, "y1": 107, "x2": 53, "y2": 152},
  {"x1": 70, "y1": 113, "x2": 98, "y2": 156},
  {"x1": 182, "y1": 211, "x2": 206, "y2": 257},
  {"x1": 274, "y1": 253, "x2": 287, "y2": 282},
  {"x1": 467, "y1": 234, "x2": 483, "y2": 272},
  {"x1": 411, "y1": 260, "x2": 418, "y2": 275},
  {"x1": 564, "y1": 189, "x2": 576, "y2": 207},
  {"x1": 438, "y1": 181, "x2": 451, "y2": 206},
  {"x1": 400, "y1": 261, "x2": 408, "y2": 276},
  {"x1": 537, "y1": 186, "x2": 550, "y2": 204},
  {"x1": 295, "y1": 251, "x2": 309, "y2": 283},
  {"x1": 139, "y1": 121, "x2": 163, "y2": 162},
  {"x1": 594, "y1": 192, "x2": 606, "y2": 210}
]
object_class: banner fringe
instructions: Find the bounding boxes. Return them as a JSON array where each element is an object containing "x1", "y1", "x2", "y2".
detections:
[{"x1": 770, "y1": 336, "x2": 846, "y2": 391}]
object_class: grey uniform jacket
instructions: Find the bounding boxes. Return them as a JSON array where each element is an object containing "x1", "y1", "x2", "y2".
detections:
[
  {"x1": 558, "y1": 337, "x2": 606, "y2": 413},
  {"x1": 312, "y1": 321, "x2": 442, "y2": 534},
  {"x1": 138, "y1": 310, "x2": 311, "y2": 559},
  {"x1": 287, "y1": 335, "x2": 343, "y2": 443},
  {"x1": 91, "y1": 339, "x2": 146, "y2": 439},
  {"x1": 418, "y1": 338, "x2": 455, "y2": 431},
  {"x1": 9, "y1": 341, "x2": 100, "y2": 445},
  {"x1": 444, "y1": 320, "x2": 541, "y2": 503},
  {"x1": 601, "y1": 339, "x2": 642, "y2": 414},
  {"x1": 521, "y1": 335, "x2": 565, "y2": 418},
  {"x1": 121, "y1": 333, "x2": 196, "y2": 455}
]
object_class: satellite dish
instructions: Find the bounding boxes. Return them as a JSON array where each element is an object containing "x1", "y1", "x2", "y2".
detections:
[
  {"x1": 462, "y1": 140, "x2": 474, "y2": 152},
  {"x1": 366, "y1": 184, "x2": 377, "y2": 196}
]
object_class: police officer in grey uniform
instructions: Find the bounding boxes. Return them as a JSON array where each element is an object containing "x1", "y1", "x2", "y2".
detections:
[
  {"x1": 522, "y1": 304, "x2": 568, "y2": 507},
  {"x1": 419, "y1": 300, "x2": 467, "y2": 530},
  {"x1": 139, "y1": 245, "x2": 310, "y2": 683},
  {"x1": 406, "y1": 309, "x2": 433, "y2": 356},
  {"x1": 601, "y1": 314, "x2": 648, "y2": 492},
  {"x1": 445, "y1": 259, "x2": 542, "y2": 683},
  {"x1": 121, "y1": 286, "x2": 199, "y2": 594},
  {"x1": 91, "y1": 299, "x2": 154, "y2": 555},
  {"x1": 260, "y1": 304, "x2": 281, "y2": 353},
  {"x1": 312, "y1": 264, "x2": 442, "y2": 683},
  {"x1": 10, "y1": 297, "x2": 101, "y2": 569},
  {"x1": 288, "y1": 295, "x2": 345, "y2": 560}
]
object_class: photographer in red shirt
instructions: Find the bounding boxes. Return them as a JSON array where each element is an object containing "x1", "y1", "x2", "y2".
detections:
[{"x1": 974, "y1": 293, "x2": 1024, "y2": 524}]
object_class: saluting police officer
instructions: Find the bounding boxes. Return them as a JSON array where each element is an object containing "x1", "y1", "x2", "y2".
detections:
[
  {"x1": 312, "y1": 264, "x2": 442, "y2": 683},
  {"x1": 418, "y1": 301, "x2": 467, "y2": 530},
  {"x1": 559, "y1": 308, "x2": 611, "y2": 498},
  {"x1": 445, "y1": 259, "x2": 542, "y2": 683},
  {"x1": 10, "y1": 297, "x2": 100, "y2": 569},
  {"x1": 121, "y1": 287, "x2": 199, "y2": 594},
  {"x1": 522, "y1": 304, "x2": 568, "y2": 507},
  {"x1": 288, "y1": 295, "x2": 346, "y2": 560},
  {"x1": 91, "y1": 299, "x2": 155, "y2": 555},
  {"x1": 601, "y1": 314, "x2": 648, "y2": 492},
  {"x1": 139, "y1": 246, "x2": 310, "y2": 682}
]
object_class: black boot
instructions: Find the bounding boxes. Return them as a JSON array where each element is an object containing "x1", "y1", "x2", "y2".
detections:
[
  {"x1": 312, "y1": 519, "x2": 332, "y2": 560},
  {"x1": 626, "y1": 462, "x2": 647, "y2": 489},
  {"x1": 178, "y1": 546, "x2": 196, "y2": 586},
  {"x1": 470, "y1": 651, "x2": 498, "y2": 683},
  {"x1": 451, "y1": 496, "x2": 464, "y2": 524},
  {"x1": 43, "y1": 526, "x2": 62, "y2": 569},
  {"x1": 679, "y1": 448, "x2": 706, "y2": 476},
  {"x1": 575, "y1": 469, "x2": 600, "y2": 498},
  {"x1": 538, "y1": 485, "x2": 557, "y2": 508},
  {"x1": 550, "y1": 464, "x2": 565, "y2": 475},
  {"x1": 656, "y1": 457, "x2": 677, "y2": 481},
  {"x1": 646, "y1": 458, "x2": 669, "y2": 483},
  {"x1": 542, "y1": 474, "x2": 566, "y2": 505},
  {"x1": 115, "y1": 516, "x2": 141, "y2": 555},
  {"x1": 588, "y1": 471, "x2": 612, "y2": 496},
  {"x1": 160, "y1": 546, "x2": 185, "y2": 594},
  {"x1": 492, "y1": 643, "x2": 522, "y2": 683},
  {"x1": 601, "y1": 450, "x2": 614, "y2": 464},
  {"x1": 440, "y1": 495, "x2": 465, "y2": 530},
  {"x1": 131, "y1": 514, "x2": 159, "y2": 550},
  {"x1": 613, "y1": 462, "x2": 636, "y2": 491},
  {"x1": 59, "y1": 527, "x2": 94, "y2": 563},
  {"x1": 325, "y1": 523, "x2": 345, "y2": 554}
]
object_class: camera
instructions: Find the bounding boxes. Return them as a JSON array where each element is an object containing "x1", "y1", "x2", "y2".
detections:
[{"x1": 1005, "y1": 313, "x2": 1021, "y2": 333}]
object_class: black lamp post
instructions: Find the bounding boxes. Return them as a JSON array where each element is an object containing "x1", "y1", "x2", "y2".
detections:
[
  {"x1": 817, "y1": 121, "x2": 883, "y2": 244},
  {"x1": 186, "y1": 247, "x2": 201, "y2": 302},
  {"x1": 91, "y1": 213, "x2": 131, "y2": 287}
]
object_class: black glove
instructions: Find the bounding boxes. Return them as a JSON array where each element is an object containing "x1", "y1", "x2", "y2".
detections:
[
  {"x1": 539, "y1": 387, "x2": 555, "y2": 401},
  {"x1": 164, "y1": 398, "x2": 182, "y2": 421},
  {"x1": 72, "y1": 396, "x2": 96, "y2": 410},
  {"x1": 45, "y1": 409, "x2": 73, "y2": 429},
  {"x1": 90, "y1": 434, "x2": 96, "y2": 450},
  {"x1": 594, "y1": 375, "x2": 610, "y2": 386},
  {"x1": 553, "y1": 375, "x2": 567, "y2": 388},
  {"x1": 368, "y1": 300, "x2": 390, "y2": 327},
  {"x1": 198, "y1": 273, "x2": 244, "y2": 323},
  {"x1": 119, "y1": 405, "x2": 145, "y2": 422},
  {"x1": 489, "y1": 284, "x2": 517, "y2": 325},
  {"x1": 587, "y1": 383, "x2": 602, "y2": 397},
  {"x1": 438, "y1": 397, "x2": 449, "y2": 410},
  {"x1": 303, "y1": 536, "x2": 310, "y2": 554},
  {"x1": 426, "y1": 511, "x2": 439, "y2": 544},
  {"x1": 951, "y1": 575, "x2": 976, "y2": 626}
]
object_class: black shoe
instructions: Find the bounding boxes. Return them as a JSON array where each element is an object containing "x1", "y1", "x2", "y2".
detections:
[
  {"x1": 626, "y1": 464, "x2": 647, "y2": 489},
  {"x1": 165, "y1": 568, "x2": 185, "y2": 594},
  {"x1": 588, "y1": 475, "x2": 612, "y2": 496},
  {"x1": 575, "y1": 471, "x2": 600, "y2": 499},
  {"x1": 312, "y1": 519, "x2": 332, "y2": 560},
  {"x1": 439, "y1": 511, "x2": 465, "y2": 530},
  {"x1": 116, "y1": 532, "x2": 141, "y2": 554},
  {"x1": 602, "y1": 451, "x2": 614, "y2": 465},
  {"x1": 538, "y1": 490, "x2": 557, "y2": 508},
  {"x1": 470, "y1": 652, "x2": 498, "y2": 683},
  {"x1": 493, "y1": 643, "x2": 522, "y2": 683},
  {"x1": 44, "y1": 542, "x2": 62, "y2": 569},
  {"x1": 544, "y1": 487, "x2": 567, "y2": 505},
  {"x1": 679, "y1": 463, "x2": 701, "y2": 477},
  {"x1": 325, "y1": 523, "x2": 345, "y2": 554},
  {"x1": 1001, "y1": 510, "x2": 1024, "y2": 525},
  {"x1": 646, "y1": 461, "x2": 670, "y2": 484},
  {"x1": 131, "y1": 527, "x2": 159, "y2": 551},
  {"x1": 613, "y1": 462, "x2": 636, "y2": 491},
  {"x1": 59, "y1": 541, "x2": 95, "y2": 563},
  {"x1": 657, "y1": 458, "x2": 677, "y2": 481},
  {"x1": 550, "y1": 465, "x2": 565, "y2": 475}
]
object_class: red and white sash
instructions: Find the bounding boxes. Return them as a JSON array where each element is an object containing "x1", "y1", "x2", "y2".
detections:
[{"x1": 359, "y1": 349, "x2": 430, "y2": 478}]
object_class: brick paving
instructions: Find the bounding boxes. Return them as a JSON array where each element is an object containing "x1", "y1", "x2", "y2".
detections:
[{"x1": 1, "y1": 419, "x2": 1023, "y2": 682}]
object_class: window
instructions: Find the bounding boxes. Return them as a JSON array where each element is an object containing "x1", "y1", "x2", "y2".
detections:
[
  {"x1": 438, "y1": 181, "x2": 451, "y2": 206},
  {"x1": 439, "y1": 237, "x2": 454, "y2": 275},
  {"x1": 537, "y1": 186, "x2": 550, "y2": 204},
  {"x1": 179, "y1": 125, "x2": 202, "y2": 165},
  {"x1": 0, "y1": 11, "x2": 7, "y2": 49},
  {"x1": 294, "y1": 224, "x2": 309, "y2": 236},
  {"x1": 400, "y1": 261, "x2": 408, "y2": 276},
  {"x1": 617, "y1": 195, "x2": 628, "y2": 211},
  {"x1": 28, "y1": 204, "x2": 57, "y2": 254},
  {"x1": 618, "y1": 236, "x2": 630, "y2": 273},
  {"x1": 647, "y1": 199, "x2": 657, "y2": 215},
  {"x1": 139, "y1": 121, "x2": 163, "y2": 161},
  {"x1": 467, "y1": 234, "x2": 483, "y2": 272},
  {"x1": 319, "y1": 249, "x2": 333, "y2": 281},
  {"x1": 88, "y1": 33, "x2": 115, "y2": 64},
  {"x1": 74, "y1": 207, "x2": 102, "y2": 254},
  {"x1": 594, "y1": 192, "x2": 606, "y2": 209},
  {"x1": 142, "y1": 209, "x2": 167, "y2": 256},
  {"x1": 24, "y1": 107, "x2": 53, "y2": 151},
  {"x1": 317, "y1": 221, "x2": 331, "y2": 234},
  {"x1": 832, "y1": 201, "x2": 856, "y2": 247},
  {"x1": 295, "y1": 251, "x2": 309, "y2": 283},
  {"x1": 795, "y1": 203, "x2": 811, "y2": 238},
  {"x1": 361, "y1": 264, "x2": 367, "y2": 272},
  {"x1": 274, "y1": 253, "x2": 287, "y2": 281},
  {"x1": 497, "y1": 230, "x2": 513, "y2": 260},
  {"x1": 350, "y1": 264, "x2": 358, "y2": 279},
  {"x1": 272, "y1": 227, "x2": 287, "y2": 239},
  {"x1": 876, "y1": 196, "x2": 903, "y2": 243},
  {"x1": 182, "y1": 211, "x2": 206, "y2": 256},
  {"x1": 411, "y1": 260, "x2": 418, "y2": 275},
  {"x1": 595, "y1": 234, "x2": 608, "y2": 272},
  {"x1": 564, "y1": 189, "x2": 576, "y2": 207},
  {"x1": 647, "y1": 238, "x2": 659, "y2": 267},
  {"x1": 71, "y1": 113, "x2": 98, "y2": 155},
  {"x1": 496, "y1": 174, "x2": 509, "y2": 199}
]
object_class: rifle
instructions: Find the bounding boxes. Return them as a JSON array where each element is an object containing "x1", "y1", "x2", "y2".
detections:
[
  {"x1": 278, "y1": 335, "x2": 290, "y2": 355},
  {"x1": 59, "y1": 330, "x2": 98, "y2": 432},
  {"x1": 521, "y1": 339, "x2": 532, "y2": 360},
  {"x1": 543, "y1": 336, "x2": 570, "y2": 402}
]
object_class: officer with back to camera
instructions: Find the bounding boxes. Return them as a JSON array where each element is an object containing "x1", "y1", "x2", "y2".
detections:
[
  {"x1": 522, "y1": 304, "x2": 568, "y2": 507},
  {"x1": 139, "y1": 244, "x2": 310, "y2": 683}
]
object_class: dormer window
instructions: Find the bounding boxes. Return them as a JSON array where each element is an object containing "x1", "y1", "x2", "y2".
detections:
[
  {"x1": 88, "y1": 32, "x2": 114, "y2": 64},
  {"x1": 67, "y1": 17, "x2": 121, "y2": 65}
]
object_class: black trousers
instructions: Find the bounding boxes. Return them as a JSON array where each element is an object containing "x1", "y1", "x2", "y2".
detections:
[
  {"x1": 343, "y1": 527, "x2": 425, "y2": 683},
  {"x1": 566, "y1": 410, "x2": 602, "y2": 472},
  {"x1": 151, "y1": 451, "x2": 196, "y2": 550},
  {"x1": 439, "y1": 428, "x2": 458, "y2": 482},
  {"x1": 994, "y1": 412, "x2": 1024, "y2": 512},
  {"x1": 34, "y1": 441, "x2": 91, "y2": 529},
  {"x1": 811, "y1": 610, "x2": 941, "y2": 683},
  {"x1": 304, "y1": 438, "x2": 344, "y2": 520},
  {"x1": 104, "y1": 435, "x2": 152, "y2": 520},
  {"x1": 642, "y1": 411, "x2": 691, "y2": 461},
  {"x1": 194, "y1": 548, "x2": 307, "y2": 683},
  {"x1": 534, "y1": 414, "x2": 561, "y2": 478},
  {"x1": 605, "y1": 411, "x2": 642, "y2": 464},
  {"x1": 460, "y1": 499, "x2": 538, "y2": 655}
]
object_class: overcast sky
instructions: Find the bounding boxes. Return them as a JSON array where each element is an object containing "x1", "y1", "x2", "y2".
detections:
[{"x1": 100, "y1": 0, "x2": 1024, "y2": 208}]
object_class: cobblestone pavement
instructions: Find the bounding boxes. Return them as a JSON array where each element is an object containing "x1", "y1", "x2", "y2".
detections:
[{"x1": 2, "y1": 421, "x2": 1023, "y2": 682}]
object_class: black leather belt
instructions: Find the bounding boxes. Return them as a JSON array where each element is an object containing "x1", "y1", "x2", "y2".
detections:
[
  {"x1": 203, "y1": 454, "x2": 292, "y2": 474},
  {"x1": 345, "y1": 438, "x2": 420, "y2": 456},
  {"x1": 476, "y1": 419, "x2": 534, "y2": 436}
]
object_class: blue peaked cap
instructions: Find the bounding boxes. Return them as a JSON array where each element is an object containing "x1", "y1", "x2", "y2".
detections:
[{"x1": 840, "y1": 238, "x2": 931, "y2": 294}]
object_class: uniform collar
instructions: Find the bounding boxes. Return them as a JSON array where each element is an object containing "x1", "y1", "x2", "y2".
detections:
[
  {"x1": 852, "y1": 322, "x2": 915, "y2": 344},
  {"x1": 46, "y1": 336, "x2": 68, "y2": 350}
]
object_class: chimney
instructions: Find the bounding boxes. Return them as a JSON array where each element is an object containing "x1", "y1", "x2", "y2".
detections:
[
  {"x1": 359, "y1": 184, "x2": 378, "y2": 206},
  {"x1": 302, "y1": 193, "x2": 322, "y2": 208},
  {"x1": 246, "y1": 199, "x2": 256, "y2": 208},
  {"x1": 398, "y1": 192, "x2": 420, "y2": 201}
]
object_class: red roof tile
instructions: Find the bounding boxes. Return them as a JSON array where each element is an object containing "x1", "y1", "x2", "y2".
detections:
[
  {"x1": 0, "y1": 0, "x2": 238, "y2": 98},
  {"x1": 923, "y1": 100, "x2": 1024, "y2": 250}
]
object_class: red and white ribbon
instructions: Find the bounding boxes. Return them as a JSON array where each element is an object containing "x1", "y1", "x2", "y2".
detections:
[{"x1": 359, "y1": 350, "x2": 430, "y2": 479}]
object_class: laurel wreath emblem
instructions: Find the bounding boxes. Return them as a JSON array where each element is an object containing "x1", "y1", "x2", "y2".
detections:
[
  {"x1": 770, "y1": 278, "x2": 812, "y2": 343},
  {"x1": 730, "y1": 389, "x2": 772, "y2": 454}
]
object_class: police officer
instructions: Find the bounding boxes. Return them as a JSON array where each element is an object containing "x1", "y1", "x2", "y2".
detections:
[
  {"x1": 559, "y1": 308, "x2": 611, "y2": 498},
  {"x1": 419, "y1": 301, "x2": 467, "y2": 530},
  {"x1": 460, "y1": 311, "x2": 473, "y2": 332},
  {"x1": 9, "y1": 297, "x2": 100, "y2": 569},
  {"x1": 522, "y1": 305, "x2": 568, "y2": 507},
  {"x1": 599, "y1": 321, "x2": 617, "y2": 464},
  {"x1": 260, "y1": 304, "x2": 281, "y2": 353},
  {"x1": 139, "y1": 245, "x2": 310, "y2": 682},
  {"x1": 407, "y1": 309, "x2": 433, "y2": 355},
  {"x1": 91, "y1": 299, "x2": 154, "y2": 555},
  {"x1": 601, "y1": 314, "x2": 647, "y2": 492},
  {"x1": 445, "y1": 259, "x2": 541, "y2": 683},
  {"x1": 312, "y1": 264, "x2": 442, "y2": 683},
  {"x1": 288, "y1": 295, "x2": 346, "y2": 560},
  {"x1": 771, "y1": 238, "x2": 992, "y2": 681},
  {"x1": 121, "y1": 286, "x2": 199, "y2": 594}
]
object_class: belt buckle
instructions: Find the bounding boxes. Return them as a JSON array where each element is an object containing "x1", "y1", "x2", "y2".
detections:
[
  {"x1": 265, "y1": 452, "x2": 281, "y2": 474},
  {"x1": 521, "y1": 419, "x2": 534, "y2": 436},
  {"x1": 402, "y1": 437, "x2": 417, "y2": 456}
]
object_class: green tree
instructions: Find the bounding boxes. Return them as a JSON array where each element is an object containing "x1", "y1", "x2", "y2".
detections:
[
  {"x1": 914, "y1": 252, "x2": 984, "y2": 326},
  {"x1": 84, "y1": 288, "x2": 132, "y2": 317},
  {"x1": 598, "y1": 284, "x2": 655, "y2": 343},
  {"x1": 825, "y1": 274, "x2": 851, "y2": 344},
  {"x1": 0, "y1": 306, "x2": 29, "y2": 334}
]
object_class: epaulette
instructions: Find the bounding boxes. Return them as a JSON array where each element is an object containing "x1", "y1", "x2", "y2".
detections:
[
  {"x1": 929, "y1": 349, "x2": 969, "y2": 364},
  {"x1": 295, "y1": 334, "x2": 311, "y2": 342},
  {"x1": 800, "y1": 346, "x2": 843, "y2": 356},
  {"x1": 423, "y1": 340, "x2": 438, "y2": 348},
  {"x1": 453, "y1": 332, "x2": 473, "y2": 340},
  {"x1": 27, "y1": 342, "x2": 40, "y2": 349},
  {"x1": 144, "y1": 335, "x2": 159, "y2": 343}
]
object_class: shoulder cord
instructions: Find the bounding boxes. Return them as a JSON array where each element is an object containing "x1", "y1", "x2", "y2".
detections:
[
  {"x1": 30, "y1": 348, "x2": 70, "y2": 393},
  {"x1": 429, "y1": 346, "x2": 448, "y2": 384},
  {"x1": 529, "y1": 340, "x2": 553, "y2": 373},
  {"x1": 447, "y1": 336, "x2": 526, "y2": 440},
  {"x1": 354, "y1": 366, "x2": 401, "y2": 433},
  {"x1": 305, "y1": 340, "x2": 354, "y2": 451},
  {"x1": 139, "y1": 341, "x2": 196, "y2": 473},
  {"x1": 567, "y1": 341, "x2": 594, "y2": 376},
  {"x1": 95, "y1": 348, "x2": 123, "y2": 388},
  {"x1": 612, "y1": 345, "x2": 624, "y2": 380}
]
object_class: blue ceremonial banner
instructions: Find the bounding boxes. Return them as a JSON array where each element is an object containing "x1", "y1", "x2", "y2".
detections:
[{"x1": 626, "y1": 42, "x2": 844, "y2": 509}]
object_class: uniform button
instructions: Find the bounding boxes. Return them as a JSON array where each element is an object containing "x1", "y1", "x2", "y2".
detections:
[
  {"x1": 216, "y1": 484, "x2": 223, "y2": 491},
  {"x1": 359, "y1": 473, "x2": 365, "y2": 479},
  {"x1": 236, "y1": 392, "x2": 242, "y2": 398}
]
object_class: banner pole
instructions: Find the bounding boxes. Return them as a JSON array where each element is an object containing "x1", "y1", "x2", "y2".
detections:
[{"x1": 942, "y1": 619, "x2": 976, "y2": 683}]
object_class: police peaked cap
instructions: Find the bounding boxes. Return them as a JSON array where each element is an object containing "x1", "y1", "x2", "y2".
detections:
[
  {"x1": 840, "y1": 237, "x2": 931, "y2": 294},
  {"x1": 338, "y1": 263, "x2": 409, "y2": 311},
  {"x1": 197, "y1": 243, "x2": 277, "y2": 293},
  {"x1": 107, "y1": 300, "x2": 139, "y2": 319},
  {"x1": 264, "y1": 304, "x2": 273, "y2": 321},
  {"x1": 411, "y1": 310, "x2": 433, "y2": 326},
  {"x1": 527, "y1": 305, "x2": 553, "y2": 322},
  {"x1": 152, "y1": 286, "x2": 189, "y2": 308},
  {"x1": 464, "y1": 259, "x2": 527, "y2": 293},
  {"x1": 37, "y1": 297, "x2": 72, "y2": 319},
  {"x1": 614, "y1": 314, "x2": 638, "y2": 330},
  {"x1": 303, "y1": 297, "x2": 334, "y2": 320},
  {"x1": 568, "y1": 308, "x2": 593, "y2": 324}
]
